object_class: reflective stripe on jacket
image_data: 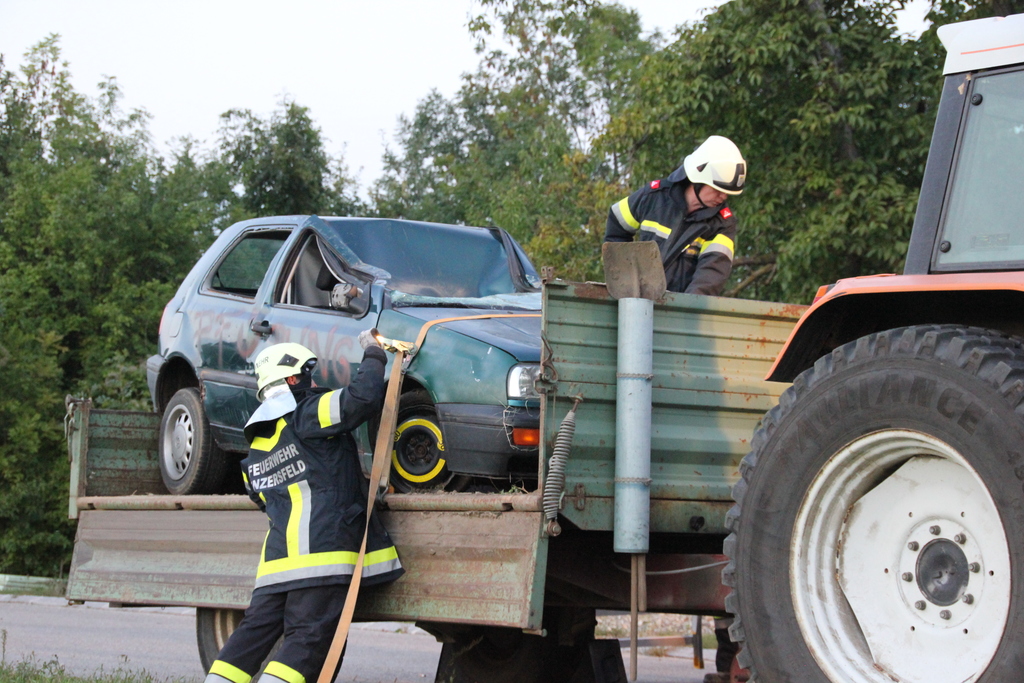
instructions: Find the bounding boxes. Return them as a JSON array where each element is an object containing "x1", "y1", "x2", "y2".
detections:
[
  {"x1": 605, "y1": 174, "x2": 737, "y2": 296},
  {"x1": 241, "y1": 346, "x2": 403, "y2": 594}
]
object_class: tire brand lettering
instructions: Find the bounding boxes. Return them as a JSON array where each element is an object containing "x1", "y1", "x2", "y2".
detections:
[
  {"x1": 934, "y1": 388, "x2": 983, "y2": 435},
  {"x1": 877, "y1": 373, "x2": 901, "y2": 405},
  {"x1": 957, "y1": 403, "x2": 983, "y2": 435},
  {"x1": 937, "y1": 388, "x2": 963, "y2": 419},
  {"x1": 819, "y1": 395, "x2": 841, "y2": 427},
  {"x1": 797, "y1": 418, "x2": 822, "y2": 450},
  {"x1": 908, "y1": 377, "x2": 935, "y2": 406},
  {"x1": 838, "y1": 380, "x2": 870, "y2": 412}
]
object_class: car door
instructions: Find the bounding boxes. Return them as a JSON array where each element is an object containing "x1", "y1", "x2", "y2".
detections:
[{"x1": 194, "y1": 225, "x2": 295, "y2": 451}]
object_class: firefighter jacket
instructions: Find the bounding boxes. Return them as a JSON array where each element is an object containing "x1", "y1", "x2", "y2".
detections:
[
  {"x1": 605, "y1": 173, "x2": 737, "y2": 296},
  {"x1": 240, "y1": 346, "x2": 404, "y2": 595}
]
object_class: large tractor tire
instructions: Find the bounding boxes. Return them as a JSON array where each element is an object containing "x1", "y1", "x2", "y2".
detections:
[
  {"x1": 159, "y1": 388, "x2": 226, "y2": 495},
  {"x1": 725, "y1": 325, "x2": 1024, "y2": 683}
]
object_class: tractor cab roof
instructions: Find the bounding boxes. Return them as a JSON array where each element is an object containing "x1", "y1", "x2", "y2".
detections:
[{"x1": 939, "y1": 12, "x2": 1024, "y2": 74}]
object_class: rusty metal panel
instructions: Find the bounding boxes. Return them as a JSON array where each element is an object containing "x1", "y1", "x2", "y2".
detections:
[
  {"x1": 541, "y1": 281, "x2": 804, "y2": 531},
  {"x1": 84, "y1": 409, "x2": 164, "y2": 496},
  {"x1": 68, "y1": 510, "x2": 265, "y2": 608},
  {"x1": 360, "y1": 510, "x2": 546, "y2": 629},
  {"x1": 68, "y1": 508, "x2": 546, "y2": 629},
  {"x1": 67, "y1": 399, "x2": 164, "y2": 519}
]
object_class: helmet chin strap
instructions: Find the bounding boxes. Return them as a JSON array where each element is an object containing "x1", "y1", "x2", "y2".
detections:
[
  {"x1": 694, "y1": 183, "x2": 712, "y2": 209},
  {"x1": 693, "y1": 182, "x2": 727, "y2": 211},
  {"x1": 288, "y1": 373, "x2": 314, "y2": 397}
]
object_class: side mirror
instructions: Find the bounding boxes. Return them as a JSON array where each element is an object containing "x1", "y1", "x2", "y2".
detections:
[{"x1": 330, "y1": 283, "x2": 363, "y2": 312}]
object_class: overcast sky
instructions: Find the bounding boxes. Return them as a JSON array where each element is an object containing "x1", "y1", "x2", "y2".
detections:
[{"x1": 0, "y1": 0, "x2": 930, "y2": 193}]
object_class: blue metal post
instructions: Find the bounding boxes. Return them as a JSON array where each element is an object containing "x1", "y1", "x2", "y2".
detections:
[{"x1": 614, "y1": 297, "x2": 653, "y2": 554}]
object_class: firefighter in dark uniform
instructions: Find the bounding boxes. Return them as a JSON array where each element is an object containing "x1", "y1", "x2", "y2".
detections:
[
  {"x1": 607, "y1": 135, "x2": 746, "y2": 683},
  {"x1": 204, "y1": 334, "x2": 403, "y2": 683},
  {"x1": 605, "y1": 135, "x2": 747, "y2": 296}
]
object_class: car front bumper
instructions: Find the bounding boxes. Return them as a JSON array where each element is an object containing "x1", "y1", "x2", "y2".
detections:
[{"x1": 435, "y1": 403, "x2": 540, "y2": 478}]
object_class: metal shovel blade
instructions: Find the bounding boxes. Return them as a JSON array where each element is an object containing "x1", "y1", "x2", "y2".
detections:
[{"x1": 602, "y1": 242, "x2": 666, "y2": 301}]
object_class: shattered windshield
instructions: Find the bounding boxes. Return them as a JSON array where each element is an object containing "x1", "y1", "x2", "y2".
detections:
[{"x1": 323, "y1": 218, "x2": 530, "y2": 298}]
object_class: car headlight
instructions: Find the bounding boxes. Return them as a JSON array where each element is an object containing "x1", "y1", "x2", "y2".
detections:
[{"x1": 507, "y1": 363, "x2": 542, "y2": 400}]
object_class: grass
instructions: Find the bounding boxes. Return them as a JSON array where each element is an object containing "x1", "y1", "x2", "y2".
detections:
[
  {"x1": 0, "y1": 659, "x2": 190, "y2": 683},
  {"x1": 0, "y1": 631, "x2": 196, "y2": 683}
]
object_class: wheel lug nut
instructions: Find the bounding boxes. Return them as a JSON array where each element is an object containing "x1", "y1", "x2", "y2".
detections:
[
  {"x1": 954, "y1": 533, "x2": 966, "y2": 544},
  {"x1": 963, "y1": 594, "x2": 974, "y2": 605},
  {"x1": 908, "y1": 541, "x2": 920, "y2": 551},
  {"x1": 930, "y1": 525, "x2": 941, "y2": 535},
  {"x1": 940, "y1": 610, "x2": 952, "y2": 620},
  {"x1": 902, "y1": 572, "x2": 913, "y2": 582},
  {"x1": 915, "y1": 601, "x2": 926, "y2": 610},
  {"x1": 970, "y1": 562, "x2": 981, "y2": 573}
]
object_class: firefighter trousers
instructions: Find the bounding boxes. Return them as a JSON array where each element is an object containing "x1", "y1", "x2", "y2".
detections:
[{"x1": 204, "y1": 585, "x2": 347, "y2": 683}]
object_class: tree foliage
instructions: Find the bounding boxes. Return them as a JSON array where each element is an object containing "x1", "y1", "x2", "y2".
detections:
[
  {"x1": 372, "y1": 0, "x2": 654, "y2": 281},
  {"x1": 0, "y1": 39, "x2": 358, "y2": 575},
  {"x1": 219, "y1": 101, "x2": 364, "y2": 219}
]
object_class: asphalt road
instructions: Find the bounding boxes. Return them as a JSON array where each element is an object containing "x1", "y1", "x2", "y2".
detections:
[{"x1": 0, "y1": 596, "x2": 712, "y2": 683}]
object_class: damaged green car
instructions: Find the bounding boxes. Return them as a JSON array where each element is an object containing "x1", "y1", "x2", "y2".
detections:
[{"x1": 147, "y1": 215, "x2": 543, "y2": 495}]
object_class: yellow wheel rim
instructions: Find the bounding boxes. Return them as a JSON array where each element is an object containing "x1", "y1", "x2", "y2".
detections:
[{"x1": 391, "y1": 418, "x2": 446, "y2": 483}]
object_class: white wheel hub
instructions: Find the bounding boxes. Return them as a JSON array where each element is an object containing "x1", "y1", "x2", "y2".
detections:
[
  {"x1": 162, "y1": 406, "x2": 194, "y2": 480},
  {"x1": 792, "y1": 429, "x2": 1010, "y2": 683}
]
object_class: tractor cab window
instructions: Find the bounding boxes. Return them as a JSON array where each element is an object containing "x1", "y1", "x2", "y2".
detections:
[{"x1": 936, "y1": 68, "x2": 1024, "y2": 270}]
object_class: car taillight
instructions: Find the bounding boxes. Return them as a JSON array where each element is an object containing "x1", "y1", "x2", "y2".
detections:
[{"x1": 512, "y1": 428, "x2": 540, "y2": 447}]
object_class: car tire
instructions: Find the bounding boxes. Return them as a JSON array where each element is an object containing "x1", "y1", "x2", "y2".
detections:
[
  {"x1": 159, "y1": 387, "x2": 227, "y2": 495},
  {"x1": 388, "y1": 389, "x2": 463, "y2": 493},
  {"x1": 724, "y1": 325, "x2": 1024, "y2": 683}
]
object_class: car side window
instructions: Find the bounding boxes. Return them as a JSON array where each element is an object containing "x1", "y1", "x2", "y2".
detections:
[
  {"x1": 277, "y1": 234, "x2": 370, "y2": 315},
  {"x1": 208, "y1": 231, "x2": 290, "y2": 298}
]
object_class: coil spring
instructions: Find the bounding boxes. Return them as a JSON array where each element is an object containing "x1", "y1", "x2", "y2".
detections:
[{"x1": 543, "y1": 399, "x2": 581, "y2": 536}]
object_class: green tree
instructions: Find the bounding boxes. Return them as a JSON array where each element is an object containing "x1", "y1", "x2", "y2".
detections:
[
  {"x1": 0, "y1": 38, "x2": 215, "y2": 574},
  {"x1": 218, "y1": 100, "x2": 364, "y2": 219},
  {"x1": 372, "y1": 0, "x2": 654, "y2": 281}
]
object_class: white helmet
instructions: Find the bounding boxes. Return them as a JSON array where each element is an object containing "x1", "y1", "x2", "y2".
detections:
[
  {"x1": 683, "y1": 135, "x2": 747, "y2": 195},
  {"x1": 254, "y1": 343, "x2": 317, "y2": 401}
]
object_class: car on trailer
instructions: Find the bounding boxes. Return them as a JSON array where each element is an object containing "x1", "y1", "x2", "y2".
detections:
[{"x1": 147, "y1": 215, "x2": 544, "y2": 495}]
